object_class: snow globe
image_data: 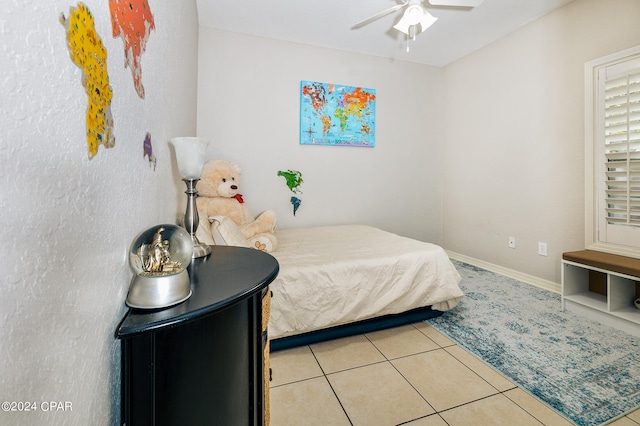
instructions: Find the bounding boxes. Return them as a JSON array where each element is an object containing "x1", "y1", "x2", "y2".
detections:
[{"x1": 126, "y1": 224, "x2": 193, "y2": 309}]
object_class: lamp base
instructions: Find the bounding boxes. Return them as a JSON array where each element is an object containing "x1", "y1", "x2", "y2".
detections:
[
  {"x1": 192, "y1": 236, "x2": 211, "y2": 258},
  {"x1": 181, "y1": 178, "x2": 211, "y2": 259}
]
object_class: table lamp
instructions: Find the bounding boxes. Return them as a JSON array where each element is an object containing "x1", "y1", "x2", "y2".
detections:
[{"x1": 169, "y1": 137, "x2": 211, "y2": 258}]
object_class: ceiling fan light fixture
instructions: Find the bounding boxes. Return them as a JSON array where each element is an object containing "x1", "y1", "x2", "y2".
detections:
[{"x1": 393, "y1": 6, "x2": 438, "y2": 35}]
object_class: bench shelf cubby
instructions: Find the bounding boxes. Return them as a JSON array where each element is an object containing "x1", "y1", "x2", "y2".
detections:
[{"x1": 561, "y1": 250, "x2": 640, "y2": 337}]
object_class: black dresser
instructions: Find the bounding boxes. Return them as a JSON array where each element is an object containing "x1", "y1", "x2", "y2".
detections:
[{"x1": 116, "y1": 246, "x2": 279, "y2": 425}]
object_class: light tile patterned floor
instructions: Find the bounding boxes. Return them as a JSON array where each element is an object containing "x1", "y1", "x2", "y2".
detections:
[{"x1": 269, "y1": 322, "x2": 640, "y2": 426}]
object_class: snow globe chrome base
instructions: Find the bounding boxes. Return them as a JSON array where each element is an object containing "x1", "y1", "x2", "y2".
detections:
[{"x1": 126, "y1": 271, "x2": 191, "y2": 310}]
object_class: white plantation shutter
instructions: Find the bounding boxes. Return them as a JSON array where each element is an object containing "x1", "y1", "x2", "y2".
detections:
[
  {"x1": 597, "y1": 57, "x2": 640, "y2": 248},
  {"x1": 603, "y1": 70, "x2": 640, "y2": 226}
]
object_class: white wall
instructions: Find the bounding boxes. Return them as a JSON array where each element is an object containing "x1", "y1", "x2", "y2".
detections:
[
  {"x1": 442, "y1": 0, "x2": 640, "y2": 283},
  {"x1": 197, "y1": 28, "x2": 444, "y2": 243},
  {"x1": 0, "y1": 1, "x2": 198, "y2": 424}
]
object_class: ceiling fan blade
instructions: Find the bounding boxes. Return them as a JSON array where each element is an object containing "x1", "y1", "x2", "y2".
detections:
[
  {"x1": 428, "y1": 0, "x2": 483, "y2": 7},
  {"x1": 352, "y1": 2, "x2": 408, "y2": 29}
]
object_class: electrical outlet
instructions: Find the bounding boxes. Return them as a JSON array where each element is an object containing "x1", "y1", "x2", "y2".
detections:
[
  {"x1": 538, "y1": 242, "x2": 548, "y2": 256},
  {"x1": 508, "y1": 236, "x2": 516, "y2": 249}
]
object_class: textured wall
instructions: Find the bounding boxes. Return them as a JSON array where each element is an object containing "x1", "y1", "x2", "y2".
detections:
[{"x1": 0, "y1": 1, "x2": 198, "y2": 424}]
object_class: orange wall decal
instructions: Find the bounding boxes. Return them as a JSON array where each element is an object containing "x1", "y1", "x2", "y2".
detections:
[{"x1": 109, "y1": 0, "x2": 156, "y2": 99}]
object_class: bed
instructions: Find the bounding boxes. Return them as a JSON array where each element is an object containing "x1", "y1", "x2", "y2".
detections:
[
  {"x1": 197, "y1": 219, "x2": 463, "y2": 351},
  {"x1": 267, "y1": 225, "x2": 463, "y2": 350}
]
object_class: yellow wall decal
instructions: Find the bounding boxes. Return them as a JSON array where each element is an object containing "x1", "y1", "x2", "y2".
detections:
[{"x1": 60, "y1": 3, "x2": 115, "y2": 159}]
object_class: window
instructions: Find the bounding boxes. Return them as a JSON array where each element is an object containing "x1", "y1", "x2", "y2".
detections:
[{"x1": 585, "y1": 46, "x2": 640, "y2": 258}]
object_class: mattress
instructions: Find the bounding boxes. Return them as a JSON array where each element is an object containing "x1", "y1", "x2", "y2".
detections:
[{"x1": 268, "y1": 225, "x2": 463, "y2": 339}]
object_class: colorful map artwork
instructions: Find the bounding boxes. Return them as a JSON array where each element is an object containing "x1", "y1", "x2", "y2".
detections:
[
  {"x1": 60, "y1": 3, "x2": 115, "y2": 159},
  {"x1": 300, "y1": 81, "x2": 376, "y2": 147},
  {"x1": 109, "y1": 0, "x2": 155, "y2": 99}
]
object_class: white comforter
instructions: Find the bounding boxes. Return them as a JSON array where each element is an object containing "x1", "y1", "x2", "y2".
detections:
[{"x1": 268, "y1": 225, "x2": 463, "y2": 339}]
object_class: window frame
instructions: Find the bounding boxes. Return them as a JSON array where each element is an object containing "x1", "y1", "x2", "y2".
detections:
[{"x1": 585, "y1": 45, "x2": 640, "y2": 259}]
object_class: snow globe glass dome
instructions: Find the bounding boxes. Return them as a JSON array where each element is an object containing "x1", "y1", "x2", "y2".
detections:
[{"x1": 126, "y1": 224, "x2": 193, "y2": 309}]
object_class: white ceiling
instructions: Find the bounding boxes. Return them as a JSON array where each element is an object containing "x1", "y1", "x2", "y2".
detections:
[{"x1": 196, "y1": 0, "x2": 576, "y2": 67}]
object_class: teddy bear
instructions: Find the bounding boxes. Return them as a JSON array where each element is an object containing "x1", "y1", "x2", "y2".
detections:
[{"x1": 195, "y1": 159, "x2": 278, "y2": 252}]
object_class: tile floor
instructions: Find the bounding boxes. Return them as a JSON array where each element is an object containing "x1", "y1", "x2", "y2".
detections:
[{"x1": 269, "y1": 322, "x2": 640, "y2": 426}]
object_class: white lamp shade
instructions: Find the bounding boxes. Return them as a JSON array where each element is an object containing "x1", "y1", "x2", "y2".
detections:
[
  {"x1": 170, "y1": 137, "x2": 209, "y2": 179},
  {"x1": 393, "y1": 7, "x2": 438, "y2": 35}
]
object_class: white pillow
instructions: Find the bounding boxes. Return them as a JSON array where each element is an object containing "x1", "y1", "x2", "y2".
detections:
[
  {"x1": 195, "y1": 215, "x2": 215, "y2": 246},
  {"x1": 210, "y1": 215, "x2": 250, "y2": 248}
]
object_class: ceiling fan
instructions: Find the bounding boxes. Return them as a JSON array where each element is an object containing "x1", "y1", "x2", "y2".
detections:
[{"x1": 353, "y1": 0, "x2": 484, "y2": 44}]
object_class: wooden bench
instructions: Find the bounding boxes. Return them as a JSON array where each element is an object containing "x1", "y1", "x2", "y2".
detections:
[
  {"x1": 562, "y1": 250, "x2": 640, "y2": 278},
  {"x1": 561, "y1": 250, "x2": 640, "y2": 337}
]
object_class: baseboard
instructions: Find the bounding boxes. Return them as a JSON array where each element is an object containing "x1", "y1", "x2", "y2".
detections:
[{"x1": 446, "y1": 251, "x2": 561, "y2": 294}]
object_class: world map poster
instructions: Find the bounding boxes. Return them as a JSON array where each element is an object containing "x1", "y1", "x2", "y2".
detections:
[{"x1": 300, "y1": 81, "x2": 376, "y2": 147}]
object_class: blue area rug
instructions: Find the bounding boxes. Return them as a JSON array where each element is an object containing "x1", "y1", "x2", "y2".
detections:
[{"x1": 427, "y1": 261, "x2": 640, "y2": 426}]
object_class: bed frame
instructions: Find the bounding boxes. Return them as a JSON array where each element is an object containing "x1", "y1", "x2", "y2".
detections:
[{"x1": 270, "y1": 305, "x2": 443, "y2": 351}]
